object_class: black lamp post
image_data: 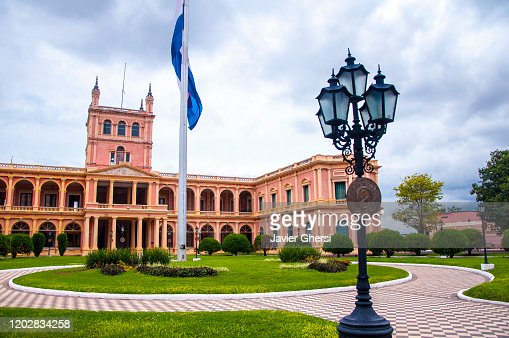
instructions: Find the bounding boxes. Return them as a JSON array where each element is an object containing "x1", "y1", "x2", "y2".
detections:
[
  {"x1": 477, "y1": 203, "x2": 489, "y2": 265},
  {"x1": 47, "y1": 232, "x2": 52, "y2": 256},
  {"x1": 195, "y1": 225, "x2": 200, "y2": 258},
  {"x1": 316, "y1": 50, "x2": 399, "y2": 338}
]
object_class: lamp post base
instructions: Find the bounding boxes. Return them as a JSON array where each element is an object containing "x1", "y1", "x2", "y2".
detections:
[
  {"x1": 481, "y1": 263, "x2": 494, "y2": 271},
  {"x1": 338, "y1": 310, "x2": 393, "y2": 338}
]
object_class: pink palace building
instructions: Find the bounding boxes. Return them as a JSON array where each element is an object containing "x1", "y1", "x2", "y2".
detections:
[{"x1": 0, "y1": 79, "x2": 379, "y2": 255}]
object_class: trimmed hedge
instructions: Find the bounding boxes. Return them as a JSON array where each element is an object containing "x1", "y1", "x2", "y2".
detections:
[
  {"x1": 10, "y1": 234, "x2": 33, "y2": 258},
  {"x1": 101, "y1": 264, "x2": 125, "y2": 276},
  {"x1": 308, "y1": 259, "x2": 350, "y2": 273},
  {"x1": 141, "y1": 248, "x2": 171, "y2": 265},
  {"x1": 501, "y1": 229, "x2": 509, "y2": 252},
  {"x1": 278, "y1": 247, "x2": 320, "y2": 263},
  {"x1": 322, "y1": 234, "x2": 354, "y2": 256},
  {"x1": 462, "y1": 228, "x2": 483, "y2": 255},
  {"x1": 198, "y1": 238, "x2": 221, "y2": 255},
  {"x1": 254, "y1": 234, "x2": 277, "y2": 256},
  {"x1": 405, "y1": 233, "x2": 431, "y2": 256},
  {"x1": 85, "y1": 249, "x2": 140, "y2": 269},
  {"x1": 32, "y1": 233, "x2": 46, "y2": 258},
  {"x1": 367, "y1": 229, "x2": 406, "y2": 258},
  {"x1": 432, "y1": 229, "x2": 468, "y2": 258},
  {"x1": 136, "y1": 265, "x2": 218, "y2": 277},
  {"x1": 221, "y1": 234, "x2": 251, "y2": 256},
  {"x1": 0, "y1": 234, "x2": 10, "y2": 257},
  {"x1": 57, "y1": 233, "x2": 68, "y2": 256}
]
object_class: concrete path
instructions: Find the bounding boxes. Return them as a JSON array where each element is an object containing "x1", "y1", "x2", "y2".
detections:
[{"x1": 1, "y1": 264, "x2": 508, "y2": 337}]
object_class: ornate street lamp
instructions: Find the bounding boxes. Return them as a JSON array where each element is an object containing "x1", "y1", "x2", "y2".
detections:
[
  {"x1": 195, "y1": 225, "x2": 200, "y2": 259},
  {"x1": 316, "y1": 50, "x2": 399, "y2": 338},
  {"x1": 477, "y1": 203, "x2": 489, "y2": 266},
  {"x1": 47, "y1": 232, "x2": 52, "y2": 256}
]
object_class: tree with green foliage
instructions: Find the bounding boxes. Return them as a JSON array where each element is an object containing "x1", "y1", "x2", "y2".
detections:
[
  {"x1": 322, "y1": 234, "x2": 354, "y2": 257},
  {"x1": 461, "y1": 228, "x2": 483, "y2": 256},
  {"x1": 0, "y1": 234, "x2": 10, "y2": 257},
  {"x1": 471, "y1": 149, "x2": 509, "y2": 234},
  {"x1": 221, "y1": 234, "x2": 251, "y2": 256},
  {"x1": 393, "y1": 173, "x2": 444, "y2": 234},
  {"x1": 254, "y1": 234, "x2": 276, "y2": 256},
  {"x1": 198, "y1": 237, "x2": 221, "y2": 255},
  {"x1": 31, "y1": 233, "x2": 46, "y2": 257},
  {"x1": 57, "y1": 233, "x2": 68, "y2": 256},
  {"x1": 502, "y1": 229, "x2": 509, "y2": 252},
  {"x1": 367, "y1": 229, "x2": 406, "y2": 258},
  {"x1": 405, "y1": 233, "x2": 431, "y2": 256},
  {"x1": 10, "y1": 234, "x2": 33, "y2": 258},
  {"x1": 367, "y1": 232, "x2": 383, "y2": 256},
  {"x1": 432, "y1": 229, "x2": 468, "y2": 258}
]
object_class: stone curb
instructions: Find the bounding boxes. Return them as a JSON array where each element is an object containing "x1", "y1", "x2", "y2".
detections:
[
  {"x1": 6, "y1": 264, "x2": 412, "y2": 301},
  {"x1": 457, "y1": 289, "x2": 509, "y2": 307},
  {"x1": 361, "y1": 262, "x2": 509, "y2": 307}
]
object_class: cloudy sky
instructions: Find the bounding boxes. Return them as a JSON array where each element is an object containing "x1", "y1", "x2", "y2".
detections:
[{"x1": 0, "y1": 0, "x2": 508, "y2": 202}]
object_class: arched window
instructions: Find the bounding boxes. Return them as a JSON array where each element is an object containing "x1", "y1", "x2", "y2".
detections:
[
  {"x1": 11, "y1": 221, "x2": 30, "y2": 235},
  {"x1": 167, "y1": 225, "x2": 174, "y2": 248},
  {"x1": 103, "y1": 120, "x2": 112, "y2": 135},
  {"x1": 220, "y1": 224, "x2": 234, "y2": 243},
  {"x1": 186, "y1": 225, "x2": 195, "y2": 248},
  {"x1": 65, "y1": 223, "x2": 81, "y2": 248},
  {"x1": 39, "y1": 222, "x2": 56, "y2": 247},
  {"x1": 240, "y1": 225, "x2": 253, "y2": 244},
  {"x1": 118, "y1": 121, "x2": 126, "y2": 136},
  {"x1": 132, "y1": 122, "x2": 140, "y2": 137},
  {"x1": 201, "y1": 224, "x2": 214, "y2": 239},
  {"x1": 116, "y1": 146, "x2": 125, "y2": 164}
]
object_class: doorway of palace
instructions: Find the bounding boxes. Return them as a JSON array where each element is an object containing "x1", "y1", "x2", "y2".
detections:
[
  {"x1": 97, "y1": 219, "x2": 109, "y2": 249},
  {"x1": 116, "y1": 220, "x2": 131, "y2": 249}
]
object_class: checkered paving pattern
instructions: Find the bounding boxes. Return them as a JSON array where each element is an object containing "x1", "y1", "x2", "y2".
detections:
[{"x1": 1, "y1": 265, "x2": 508, "y2": 337}]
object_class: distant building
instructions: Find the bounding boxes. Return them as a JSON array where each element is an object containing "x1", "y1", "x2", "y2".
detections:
[
  {"x1": 0, "y1": 78, "x2": 379, "y2": 255},
  {"x1": 438, "y1": 211, "x2": 502, "y2": 248}
]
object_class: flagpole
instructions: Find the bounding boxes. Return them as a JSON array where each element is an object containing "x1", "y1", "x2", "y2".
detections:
[{"x1": 177, "y1": 0, "x2": 189, "y2": 261}]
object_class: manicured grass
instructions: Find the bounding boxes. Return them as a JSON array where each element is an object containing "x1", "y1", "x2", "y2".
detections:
[
  {"x1": 13, "y1": 255, "x2": 407, "y2": 294},
  {"x1": 365, "y1": 255, "x2": 509, "y2": 303},
  {"x1": 0, "y1": 308, "x2": 337, "y2": 338},
  {"x1": 0, "y1": 256, "x2": 84, "y2": 270}
]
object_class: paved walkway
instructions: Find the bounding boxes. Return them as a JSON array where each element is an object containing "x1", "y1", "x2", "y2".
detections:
[{"x1": 1, "y1": 264, "x2": 508, "y2": 337}]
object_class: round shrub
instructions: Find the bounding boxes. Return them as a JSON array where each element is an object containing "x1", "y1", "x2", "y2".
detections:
[
  {"x1": 10, "y1": 234, "x2": 33, "y2": 258},
  {"x1": 31, "y1": 233, "x2": 46, "y2": 257},
  {"x1": 278, "y1": 247, "x2": 320, "y2": 263},
  {"x1": 405, "y1": 233, "x2": 431, "y2": 256},
  {"x1": 254, "y1": 234, "x2": 277, "y2": 256},
  {"x1": 57, "y1": 233, "x2": 68, "y2": 256},
  {"x1": 308, "y1": 259, "x2": 350, "y2": 273},
  {"x1": 199, "y1": 237, "x2": 221, "y2": 255},
  {"x1": 432, "y1": 229, "x2": 468, "y2": 258},
  {"x1": 101, "y1": 263, "x2": 125, "y2": 276},
  {"x1": 462, "y1": 228, "x2": 483, "y2": 255},
  {"x1": 221, "y1": 234, "x2": 251, "y2": 256},
  {"x1": 368, "y1": 229, "x2": 406, "y2": 258},
  {"x1": 502, "y1": 229, "x2": 509, "y2": 252},
  {"x1": 323, "y1": 234, "x2": 354, "y2": 256},
  {"x1": 0, "y1": 234, "x2": 10, "y2": 257},
  {"x1": 367, "y1": 232, "x2": 383, "y2": 256}
]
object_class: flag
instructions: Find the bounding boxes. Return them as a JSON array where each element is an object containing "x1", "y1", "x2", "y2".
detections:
[{"x1": 171, "y1": 0, "x2": 203, "y2": 130}]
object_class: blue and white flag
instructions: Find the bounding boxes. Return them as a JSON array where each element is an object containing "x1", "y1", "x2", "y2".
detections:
[{"x1": 171, "y1": 0, "x2": 203, "y2": 130}]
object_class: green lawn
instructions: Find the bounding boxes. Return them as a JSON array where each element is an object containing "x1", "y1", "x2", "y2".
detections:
[
  {"x1": 0, "y1": 308, "x2": 337, "y2": 338},
  {"x1": 13, "y1": 255, "x2": 407, "y2": 294},
  {"x1": 0, "y1": 256, "x2": 84, "y2": 270},
  {"x1": 365, "y1": 255, "x2": 509, "y2": 303}
]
